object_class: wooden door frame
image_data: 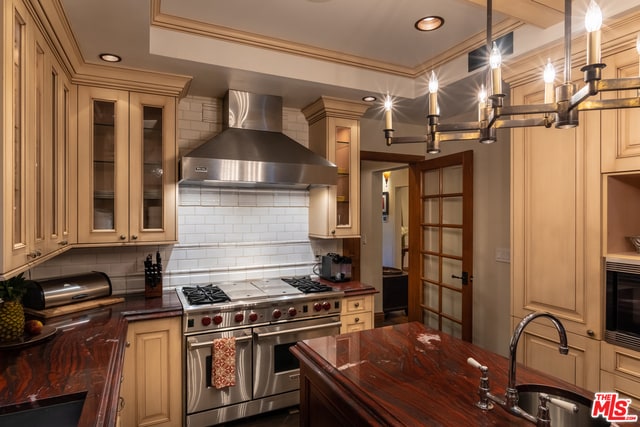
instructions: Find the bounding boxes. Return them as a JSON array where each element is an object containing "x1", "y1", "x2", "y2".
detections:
[{"x1": 409, "y1": 150, "x2": 474, "y2": 341}]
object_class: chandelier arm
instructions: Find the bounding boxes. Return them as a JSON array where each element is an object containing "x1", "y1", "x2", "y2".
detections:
[
  {"x1": 386, "y1": 136, "x2": 429, "y2": 144},
  {"x1": 500, "y1": 103, "x2": 558, "y2": 116},
  {"x1": 437, "y1": 122, "x2": 483, "y2": 132},
  {"x1": 437, "y1": 131, "x2": 482, "y2": 142},
  {"x1": 569, "y1": 83, "x2": 596, "y2": 110},
  {"x1": 577, "y1": 97, "x2": 640, "y2": 111},
  {"x1": 596, "y1": 77, "x2": 640, "y2": 92},
  {"x1": 494, "y1": 118, "x2": 553, "y2": 129}
]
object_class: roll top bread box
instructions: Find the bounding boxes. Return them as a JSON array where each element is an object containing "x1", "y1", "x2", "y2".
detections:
[{"x1": 23, "y1": 272, "x2": 112, "y2": 310}]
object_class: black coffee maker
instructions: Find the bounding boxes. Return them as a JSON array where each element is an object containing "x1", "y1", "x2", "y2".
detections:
[{"x1": 320, "y1": 253, "x2": 352, "y2": 282}]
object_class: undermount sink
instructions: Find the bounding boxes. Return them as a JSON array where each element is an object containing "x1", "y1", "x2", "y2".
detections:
[
  {"x1": 516, "y1": 384, "x2": 609, "y2": 426},
  {"x1": 0, "y1": 393, "x2": 86, "y2": 427}
]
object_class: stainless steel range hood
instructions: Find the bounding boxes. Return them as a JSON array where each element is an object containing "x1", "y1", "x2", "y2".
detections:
[{"x1": 179, "y1": 90, "x2": 337, "y2": 189}]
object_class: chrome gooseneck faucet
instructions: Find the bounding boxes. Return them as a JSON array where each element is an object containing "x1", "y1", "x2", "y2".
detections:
[
  {"x1": 467, "y1": 311, "x2": 570, "y2": 425},
  {"x1": 505, "y1": 312, "x2": 569, "y2": 410}
]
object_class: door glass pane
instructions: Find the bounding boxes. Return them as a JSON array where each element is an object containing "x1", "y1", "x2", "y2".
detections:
[
  {"x1": 423, "y1": 310, "x2": 439, "y2": 330},
  {"x1": 442, "y1": 196, "x2": 462, "y2": 225},
  {"x1": 423, "y1": 170, "x2": 439, "y2": 196},
  {"x1": 423, "y1": 254, "x2": 439, "y2": 281},
  {"x1": 442, "y1": 318, "x2": 462, "y2": 339},
  {"x1": 143, "y1": 106, "x2": 164, "y2": 229},
  {"x1": 442, "y1": 165, "x2": 463, "y2": 193},
  {"x1": 442, "y1": 288, "x2": 462, "y2": 320},
  {"x1": 422, "y1": 226, "x2": 439, "y2": 252},
  {"x1": 93, "y1": 100, "x2": 115, "y2": 230},
  {"x1": 422, "y1": 281, "x2": 439, "y2": 310},
  {"x1": 13, "y1": 13, "x2": 24, "y2": 246},
  {"x1": 335, "y1": 126, "x2": 350, "y2": 227},
  {"x1": 442, "y1": 257, "x2": 462, "y2": 289},
  {"x1": 442, "y1": 228, "x2": 462, "y2": 256},
  {"x1": 423, "y1": 198, "x2": 439, "y2": 223}
]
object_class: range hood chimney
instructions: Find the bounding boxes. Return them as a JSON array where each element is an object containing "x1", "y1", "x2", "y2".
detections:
[{"x1": 179, "y1": 90, "x2": 337, "y2": 189}]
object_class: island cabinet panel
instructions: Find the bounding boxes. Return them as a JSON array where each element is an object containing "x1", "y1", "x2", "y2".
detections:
[
  {"x1": 601, "y1": 47, "x2": 640, "y2": 173},
  {"x1": 119, "y1": 316, "x2": 182, "y2": 427},
  {"x1": 510, "y1": 77, "x2": 602, "y2": 386}
]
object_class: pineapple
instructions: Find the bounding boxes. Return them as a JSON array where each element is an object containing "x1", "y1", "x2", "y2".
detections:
[{"x1": 0, "y1": 273, "x2": 27, "y2": 342}]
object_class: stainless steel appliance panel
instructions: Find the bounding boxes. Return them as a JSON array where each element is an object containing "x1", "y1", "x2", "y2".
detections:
[
  {"x1": 186, "y1": 328, "x2": 253, "y2": 414},
  {"x1": 252, "y1": 316, "x2": 341, "y2": 399}
]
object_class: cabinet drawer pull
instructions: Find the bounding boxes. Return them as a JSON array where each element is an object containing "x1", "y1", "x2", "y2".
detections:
[
  {"x1": 131, "y1": 235, "x2": 138, "y2": 240},
  {"x1": 354, "y1": 302, "x2": 360, "y2": 308},
  {"x1": 119, "y1": 235, "x2": 127, "y2": 240}
]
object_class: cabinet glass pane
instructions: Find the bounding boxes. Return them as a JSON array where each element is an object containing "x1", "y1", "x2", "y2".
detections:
[
  {"x1": 35, "y1": 44, "x2": 44, "y2": 241},
  {"x1": 93, "y1": 100, "x2": 115, "y2": 230},
  {"x1": 335, "y1": 126, "x2": 350, "y2": 227},
  {"x1": 143, "y1": 106, "x2": 164, "y2": 229},
  {"x1": 13, "y1": 13, "x2": 25, "y2": 246},
  {"x1": 50, "y1": 70, "x2": 59, "y2": 237}
]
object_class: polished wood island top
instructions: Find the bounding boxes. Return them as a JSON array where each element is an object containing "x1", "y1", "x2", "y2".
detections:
[{"x1": 291, "y1": 322, "x2": 606, "y2": 427}]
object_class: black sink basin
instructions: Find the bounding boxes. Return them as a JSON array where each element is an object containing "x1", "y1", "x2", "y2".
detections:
[
  {"x1": 516, "y1": 384, "x2": 609, "y2": 426},
  {"x1": 0, "y1": 393, "x2": 86, "y2": 427}
]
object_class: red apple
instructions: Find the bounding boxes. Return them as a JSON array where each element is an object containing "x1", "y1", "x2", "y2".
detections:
[{"x1": 25, "y1": 319, "x2": 43, "y2": 335}]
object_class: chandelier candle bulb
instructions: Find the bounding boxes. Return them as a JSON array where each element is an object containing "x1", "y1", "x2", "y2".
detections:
[
  {"x1": 428, "y1": 71, "x2": 439, "y2": 116},
  {"x1": 384, "y1": 96, "x2": 393, "y2": 130},
  {"x1": 543, "y1": 59, "x2": 556, "y2": 104},
  {"x1": 478, "y1": 85, "x2": 487, "y2": 122},
  {"x1": 585, "y1": 0, "x2": 602, "y2": 66},
  {"x1": 489, "y1": 43, "x2": 502, "y2": 96}
]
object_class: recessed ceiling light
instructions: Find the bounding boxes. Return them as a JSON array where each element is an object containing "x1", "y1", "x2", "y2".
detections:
[
  {"x1": 99, "y1": 53, "x2": 122, "y2": 63},
  {"x1": 362, "y1": 96, "x2": 377, "y2": 102},
  {"x1": 415, "y1": 16, "x2": 444, "y2": 32}
]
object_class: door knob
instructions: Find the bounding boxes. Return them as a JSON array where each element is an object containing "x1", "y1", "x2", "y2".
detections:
[{"x1": 451, "y1": 271, "x2": 471, "y2": 285}]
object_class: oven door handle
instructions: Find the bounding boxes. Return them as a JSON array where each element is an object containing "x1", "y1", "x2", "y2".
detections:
[
  {"x1": 187, "y1": 334, "x2": 252, "y2": 351},
  {"x1": 254, "y1": 321, "x2": 343, "y2": 339}
]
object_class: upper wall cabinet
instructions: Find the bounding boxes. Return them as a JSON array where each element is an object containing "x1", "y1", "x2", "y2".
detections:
[
  {"x1": 303, "y1": 97, "x2": 369, "y2": 239},
  {"x1": 78, "y1": 87, "x2": 177, "y2": 245},
  {"x1": 601, "y1": 47, "x2": 640, "y2": 173},
  {"x1": 0, "y1": 0, "x2": 75, "y2": 279}
]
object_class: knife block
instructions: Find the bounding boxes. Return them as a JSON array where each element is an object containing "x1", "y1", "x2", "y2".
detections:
[{"x1": 144, "y1": 276, "x2": 163, "y2": 298}]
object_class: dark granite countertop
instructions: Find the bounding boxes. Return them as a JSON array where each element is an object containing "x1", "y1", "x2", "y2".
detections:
[
  {"x1": 0, "y1": 291, "x2": 182, "y2": 427},
  {"x1": 292, "y1": 321, "x2": 640, "y2": 426},
  {"x1": 319, "y1": 279, "x2": 378, "y2": 297}
]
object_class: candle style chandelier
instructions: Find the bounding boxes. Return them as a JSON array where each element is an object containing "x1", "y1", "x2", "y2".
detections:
[{"x1": 383, "y1": 0, "x2": 640, "y2": 153}]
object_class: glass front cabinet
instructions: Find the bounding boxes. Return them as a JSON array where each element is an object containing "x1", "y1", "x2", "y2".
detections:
[
  {"x1": 303, "y1": 97, "x2": 369, "y2": 238},
  {"x1": 78, "y1": 86, "x2": 177, "y2": 245}
]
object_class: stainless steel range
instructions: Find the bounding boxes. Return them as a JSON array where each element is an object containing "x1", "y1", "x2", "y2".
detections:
[{"x1": 176, "y1": 277, "x2": 344, "y2": 426}]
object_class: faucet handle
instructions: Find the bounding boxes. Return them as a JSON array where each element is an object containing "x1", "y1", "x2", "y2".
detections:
[
  {"x1": 544, "y1": 394, "x2": 578, "y2": 413},
  {"x1": 467, "y1": 357, "x2": 485, "y2": 370}
]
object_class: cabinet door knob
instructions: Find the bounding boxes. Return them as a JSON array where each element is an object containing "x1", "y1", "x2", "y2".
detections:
[
  {"x1": 355, "y1": 317, "x2": 360, "y2": 322},
  {"x1": 587, "y1": 329, "x2": 595, "y2": 337},
  {"x1": 131, "y1": 235, "x2": 138, "y2": 240},
  {"x1": 126, "y1": 341, "x2": 131, "y2": 348},
  {"x1": 354, "y1": 302, "x2": 360, "y2": 308},
  {"x1": 119, "y1": 235, "x2": 127, "y2": 240},
  {"x1": 58, "y1": 240, "x2": 68, "y2": 246}
]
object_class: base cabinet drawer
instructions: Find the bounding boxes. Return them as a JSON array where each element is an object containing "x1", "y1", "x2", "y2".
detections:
[
  {"x1": 340, "y1": 294, "x2": 373, "y2": 333},
  {"x1": 600, "y1": 371, "x2": 640, "y2": 411}
]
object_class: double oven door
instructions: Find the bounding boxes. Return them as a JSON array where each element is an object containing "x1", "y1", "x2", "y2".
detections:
[{"x1": 252, "y1": 315, "x2": 342, "y2": 399}]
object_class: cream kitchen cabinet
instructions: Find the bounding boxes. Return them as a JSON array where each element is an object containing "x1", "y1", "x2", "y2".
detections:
[
  {"x1": 119, "y1": 316, "x2": 183, "y2": 427},
  {"x1": 340, "y1": 294, "x2": 373, "y2": 333},
  {"x1": 601, "y1": 47, "x2": 640, "y2": 173},
  {"x1": 0, "y1": 0, "x2": 75, "y2": 279},
  {"x1": 303, "y1": 97, "x2": 369, "y2": 238},
  {"x1": 510, "y1": 77, "x2": 602, "y2": 391},
  {"x1": 601, "y1": 342, "x2": 640, "y2": 411},
  {"x1": 78, "y1": 86, "x2": 177, "y2": 245}
]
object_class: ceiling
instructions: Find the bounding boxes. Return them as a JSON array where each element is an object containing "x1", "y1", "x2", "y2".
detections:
[{"x1": 59, "y1": 0, "x2": 640, "y2": 124}]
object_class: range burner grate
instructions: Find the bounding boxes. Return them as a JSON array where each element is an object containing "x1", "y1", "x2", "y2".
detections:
[
  {"x1": 282, "y1": 277, "x2": 334, "y2": 293},
  {"x1": 182, "y1": 284, "x2": 231, "y2": 305}
]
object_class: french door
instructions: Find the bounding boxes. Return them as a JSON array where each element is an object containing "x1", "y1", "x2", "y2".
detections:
[{"x1": 408, "y1": 151, "x2": 474, "y2": 341}]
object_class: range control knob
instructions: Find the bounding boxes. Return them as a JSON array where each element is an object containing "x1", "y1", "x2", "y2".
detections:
[
  {"x1": 288, "y1": 307, "x2": 297, "y2": 317},
  {"x1": 234, "y1": 312, "x2": 244, "y2": 322},
  {"x1": 249, "y1": 312, "x2": 259, "y2": 322},
  {"x1": 272, "y1": 309, "x2": 282, "y2": 319},
  {"x1": 313, "y1": 302, "x2": 322, "y2": 312},
  {"x1": 201, "y1": 316, "x2": 212, "y2": 326},
  {"x1": 322, "y1": 301, "x2": 331, "y2": 311},
  {"x1": 213, "y1": 314, "x2": 223, "y2": 325}
]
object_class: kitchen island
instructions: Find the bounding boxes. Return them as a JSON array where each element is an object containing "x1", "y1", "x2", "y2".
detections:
[{"x1": 291, "y1": 321, "x2": 616, "y2": 426}]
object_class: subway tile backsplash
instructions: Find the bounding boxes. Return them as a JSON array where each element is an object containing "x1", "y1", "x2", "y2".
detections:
[{"x1": 29, "y1": 95, "x2": 339, "y2": 295}]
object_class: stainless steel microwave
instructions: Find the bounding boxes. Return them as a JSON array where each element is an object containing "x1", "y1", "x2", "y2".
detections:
[{"x1": 605, "y1": 257, "x2": 640, "y2": 352}]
